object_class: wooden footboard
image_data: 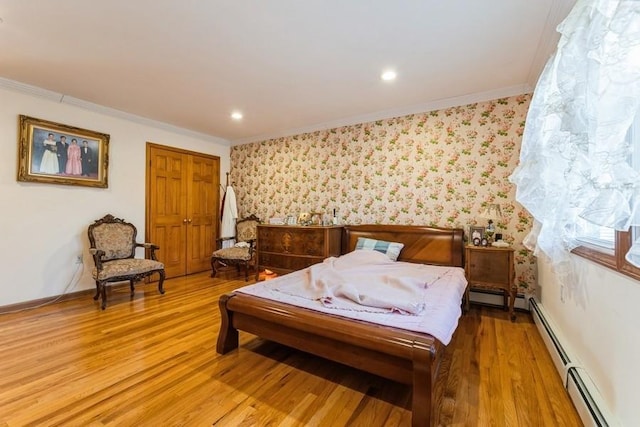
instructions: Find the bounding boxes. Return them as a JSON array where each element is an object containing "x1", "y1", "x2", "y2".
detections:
[{"x1": 217, "y1": 292, "x2": 443, "y2": 427}]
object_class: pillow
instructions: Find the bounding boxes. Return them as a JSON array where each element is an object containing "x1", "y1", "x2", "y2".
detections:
[{"x1": 355, "y1": 237, "x2": 404, "y2": 261}]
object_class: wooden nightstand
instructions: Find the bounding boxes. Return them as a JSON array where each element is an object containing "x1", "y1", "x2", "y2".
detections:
[{"x1": 464, "y1": 245, "x2": 516, "y2": 321}]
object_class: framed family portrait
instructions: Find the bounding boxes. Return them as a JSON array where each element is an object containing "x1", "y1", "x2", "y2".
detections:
[
  {"x1": 469, "y1": 226, "x2": 485, "y2": 246},
  {"x1": 17, "y1": 115, "x2": 110, "y2": 188}
]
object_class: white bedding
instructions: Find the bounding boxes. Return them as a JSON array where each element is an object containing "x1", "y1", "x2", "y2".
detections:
[
  {"x1": 273, "y1": 250, "x2": 438, "y2": 314},
  {"x1": 236, "y1": 250, "x2": 468, "y2": 345}
]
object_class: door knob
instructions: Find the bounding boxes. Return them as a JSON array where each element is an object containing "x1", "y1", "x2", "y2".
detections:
[
  {"x1": 187, "y1": 218, "x2": 192, "y2": 223},
  {"x1": 183, "y1": 218, "x2": 188, "y2": 224}
]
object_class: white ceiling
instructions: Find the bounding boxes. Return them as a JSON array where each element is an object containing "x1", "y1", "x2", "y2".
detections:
[{"x1": 0, "y1": 0, "x2": 575, "y2": 145}]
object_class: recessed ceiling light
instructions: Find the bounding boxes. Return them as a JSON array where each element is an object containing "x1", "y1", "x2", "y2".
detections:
[
  {"x1": 381, "y1": 70, "x2": 397, "y2": 81},
  {"x1": 231, "y1": 111, "x2": 243, "y2": 120}
]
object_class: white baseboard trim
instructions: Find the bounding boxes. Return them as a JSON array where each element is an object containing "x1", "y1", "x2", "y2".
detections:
[
  {"x1": 468, "y1": 288, "x2": 529, "y2": 311},
  {"x1": 529, "y1": 298, "x2": 614, "y2": 427}
]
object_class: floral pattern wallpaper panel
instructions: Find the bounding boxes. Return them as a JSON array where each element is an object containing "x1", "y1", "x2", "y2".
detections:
[{"x1": 231, "y1": 94, "x2": 535, "y2": 291}]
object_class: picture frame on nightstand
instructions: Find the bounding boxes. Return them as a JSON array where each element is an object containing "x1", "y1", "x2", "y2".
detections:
[{"x1": 469, "y1": 226, "x2": 485, "y2": 244}]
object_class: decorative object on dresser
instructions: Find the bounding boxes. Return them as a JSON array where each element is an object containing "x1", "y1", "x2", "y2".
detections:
[
  {"x1": 464, "y1": 245, "x2": 516, "y2": 320},
  {"x1": 217, "y1": 224, "x2": 466, "y2": 427},
  {"x1": 211, "y1": 214, "x2": 260, "y2": 281},
  {"x1": 255, "y1": 224, "x2": 343, "y2": 279},
  {"x1": 296, "y1": 212, "x2": 323, "y2": 226},
  {"x1": 88, "y1": 214, "x2": 165, "y2": 310}
]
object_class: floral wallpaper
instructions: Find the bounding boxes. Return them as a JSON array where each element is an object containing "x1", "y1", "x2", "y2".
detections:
[{"x1": 230, "y1": 94, "x2": 536, "y2": 291}]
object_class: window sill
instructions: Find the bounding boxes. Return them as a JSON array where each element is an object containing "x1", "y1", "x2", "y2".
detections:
[
  {"x1": 572, "y1": 246, "x2": 617, "y2": 270},
  {"x1": 572, "y1": 231, "x2": 640, "y2": 282}
]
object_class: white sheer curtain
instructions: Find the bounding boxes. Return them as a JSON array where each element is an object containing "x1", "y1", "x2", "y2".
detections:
[{"x1": 510, "y1": 0, "x2": 640, "y2": 276}]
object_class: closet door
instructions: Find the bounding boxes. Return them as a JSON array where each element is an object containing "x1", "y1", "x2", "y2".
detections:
[
  {"x1": 147, "y1": 143, "x2": 220, "y2": 278},
  {"x1": 148, "y1": 146, "x2": 188, "y2": 278},
  {"x1": 186, "y1": 154, "x2": 218, "y2": 274}
]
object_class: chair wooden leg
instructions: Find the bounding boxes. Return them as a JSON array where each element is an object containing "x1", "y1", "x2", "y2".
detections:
[
  {"x1": 244, "y1": 261, "x2": 249, "y2": 281},
  {"x1": 129, "y1": 280, "x2": 135, "y2": 297},
  {"x1": 157, "y1": 270, "x2": 166, "y2": 294},
  {"x1": 93, "y1": 281, "x2": 100, "y2": 300},
  {"x1": 100, "y1": 282, "x2": 107, "y2": 310},
  {"x1": 211, "y1": 258, "x2": 217, "y2": 278}
]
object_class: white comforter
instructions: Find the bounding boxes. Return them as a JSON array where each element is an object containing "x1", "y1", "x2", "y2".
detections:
[
  {"x1": 273, "y1": 250, "x2": 443, "y2": 314},
  {"x1": 236, "y1": 250, "x2": 468, "y2": 345}
]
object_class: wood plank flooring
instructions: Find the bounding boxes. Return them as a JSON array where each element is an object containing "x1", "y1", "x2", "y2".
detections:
[{"x1": 0, "y1": 271, "x2": 582, "y2": 426}]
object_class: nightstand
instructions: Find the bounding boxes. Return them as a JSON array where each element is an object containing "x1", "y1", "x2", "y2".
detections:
[{"x1": 464, "y1": 245, "x2": 516, "y2": 321}]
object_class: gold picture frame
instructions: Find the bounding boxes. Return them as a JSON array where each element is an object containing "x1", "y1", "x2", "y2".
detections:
[{"x1": 17, "y1": 115, "x2": 110, "y2": 188}]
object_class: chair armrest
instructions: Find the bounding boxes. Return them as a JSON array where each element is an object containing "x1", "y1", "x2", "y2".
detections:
[
  {"x1": 247, "y1": 239, "x2": 257, "y2": 255},
  {"x1": 136, "y1": 242, "x2": 160, "y2": 260},
  {"x1": 136, "y1": 242, "x2": 159, "y2": 250},
  {"x1": 89, "y1": 248, "x2": 106, "y2": 270}
]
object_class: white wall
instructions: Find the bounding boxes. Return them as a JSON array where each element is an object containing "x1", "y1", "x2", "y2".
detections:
[
  {"x1": 0, "y1": 86, "x2": 230, "y2": 306},
  {"x1": 538, "y1": 255, "x2": 640, "y2": 426}
]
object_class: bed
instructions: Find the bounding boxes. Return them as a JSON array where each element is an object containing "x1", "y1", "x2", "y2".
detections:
[{"x1": 216, "y1": 224, "x2": 466, "y2": 427}]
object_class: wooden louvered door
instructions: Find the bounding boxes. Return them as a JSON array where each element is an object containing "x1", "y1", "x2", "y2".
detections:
[{"x1": 146, "y1": 143, "x2": 220, "y2": 278}]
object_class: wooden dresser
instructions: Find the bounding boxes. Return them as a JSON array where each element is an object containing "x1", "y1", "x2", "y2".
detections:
[{"x1": 256, "y1": 225, "x2": 343, "y2": 279}]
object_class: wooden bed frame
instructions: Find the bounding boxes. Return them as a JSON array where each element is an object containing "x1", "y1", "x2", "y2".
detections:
[{"x1": 217, "y1": 224, "x2": 465, "y2": 427}]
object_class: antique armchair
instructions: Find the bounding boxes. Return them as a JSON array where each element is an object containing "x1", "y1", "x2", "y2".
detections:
[
  {"x1": 211, "y1": 214, "x2": 260, "y2": 281},
  {"x1": 88, "y1": 214, "x2": 165, "y2": 309}
]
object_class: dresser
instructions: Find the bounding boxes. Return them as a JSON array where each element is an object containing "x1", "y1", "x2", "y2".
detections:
[
  {"x1": 256, "y1": 225, "x2": 344, "y2": 279},
  {"x1": 464, "y1": 245, "x2": 516, "y2": 321}
]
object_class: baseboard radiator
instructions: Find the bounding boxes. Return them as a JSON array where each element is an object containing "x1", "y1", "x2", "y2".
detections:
[{"x1": 529, "y1": 298, "x2": 614, "y2": 427}]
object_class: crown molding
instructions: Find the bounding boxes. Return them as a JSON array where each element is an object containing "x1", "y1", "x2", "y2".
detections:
[
  {"x1": 0, "y1": 77, "x2": 64, "y2": 102},
  {"x1": 0, "y1": 77, "x2": 231, "y2": 145},
  {"x1": 231, "y1": 84, "x2": 532, "y2": 146}
]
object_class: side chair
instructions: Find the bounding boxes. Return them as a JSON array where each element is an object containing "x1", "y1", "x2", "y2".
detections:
[
  {"x1": 211, "y1": 214, "x2": 260, "y2": 281},
  {"x1": 88, "y1": 214, "x2": 165, "y2": 309}
]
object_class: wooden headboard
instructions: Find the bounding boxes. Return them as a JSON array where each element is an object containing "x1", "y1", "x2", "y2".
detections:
[{"x1": 342, "y1": 224, "x2": 464, "y2": 267}]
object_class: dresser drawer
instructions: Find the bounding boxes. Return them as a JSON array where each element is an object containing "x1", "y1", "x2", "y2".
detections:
[
  {"x1": 258, "y1": 227, "x2": 326, "y2": 256},
  {"x1": 256, "y1": 225, "x2": 343, "y2": 278},
  {"x1": 259, "y1": 253, "x2": 323, "y2": 271}
]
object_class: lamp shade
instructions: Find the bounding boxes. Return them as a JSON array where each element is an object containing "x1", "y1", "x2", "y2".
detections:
[{"x1": 479, "y1": 203, "x2": 503, "y2": 220}]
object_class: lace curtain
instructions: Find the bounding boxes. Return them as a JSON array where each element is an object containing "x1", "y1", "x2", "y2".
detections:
[{"x1": 509, "y1": 0, "x2": 640, "y2": 275}]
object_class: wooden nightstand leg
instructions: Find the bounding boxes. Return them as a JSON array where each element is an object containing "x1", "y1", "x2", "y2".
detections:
[
  {"x1": 464, "y1": 286, "x2": 470, "y2": 313},
  {"x1": 509, "y1": 287, "x2": 517, "y2": 321}
]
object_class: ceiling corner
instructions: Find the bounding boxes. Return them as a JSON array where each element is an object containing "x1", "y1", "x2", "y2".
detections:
[{"x1": 526, "y1": 0, "x2": 577, "y2": 88}]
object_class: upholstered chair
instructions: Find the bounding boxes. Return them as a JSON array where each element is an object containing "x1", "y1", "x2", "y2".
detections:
[
  {"x1": 88, "y1": 214, "x2": 165, "y2": 309},
  {"x1": 211, "y1": 214, "x2": 260, "y2": 280}
]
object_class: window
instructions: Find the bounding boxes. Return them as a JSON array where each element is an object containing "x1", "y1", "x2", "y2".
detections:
[
  {"x1": 573, "y1": 115, "x2": 640, "y2": 280},
  {"x1": 575, "y1": 219, "x2": 614, "y2": 254}
]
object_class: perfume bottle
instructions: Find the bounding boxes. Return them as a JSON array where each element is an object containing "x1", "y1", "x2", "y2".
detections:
[{"x1": 332, "y1": 209, "x2": 338, "y2": 225}]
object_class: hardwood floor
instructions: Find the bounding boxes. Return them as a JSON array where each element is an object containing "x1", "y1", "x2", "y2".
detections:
[{"x1": 0, "y1": 271, "x2": 582, "y2": 426}]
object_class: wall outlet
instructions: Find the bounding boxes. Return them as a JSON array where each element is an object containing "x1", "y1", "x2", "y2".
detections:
[{"x1": 75, "y1": 255, "x2": 83, "y2": 264}]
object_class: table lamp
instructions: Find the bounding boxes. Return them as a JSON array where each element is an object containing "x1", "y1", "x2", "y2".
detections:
[{"x1": 479, "y1": 203, "x2": 502, "y2": 243}]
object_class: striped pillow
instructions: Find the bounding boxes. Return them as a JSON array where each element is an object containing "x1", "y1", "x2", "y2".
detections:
[{"x1": 355, "y1": 237, "x2": 404, "y2": 261}]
